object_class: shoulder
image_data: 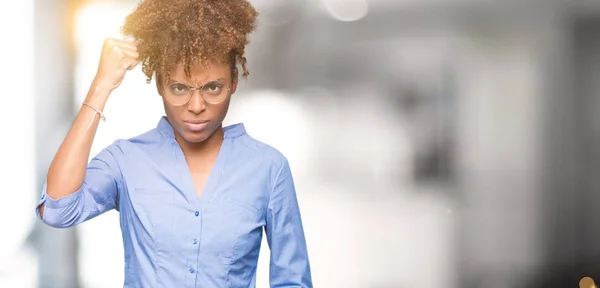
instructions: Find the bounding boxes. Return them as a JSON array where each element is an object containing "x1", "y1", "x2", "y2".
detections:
[
  {"x1": 234, "y1": 131, "x2": 288, "y2": 169},
  {"x1": 104, "y1": 127, "x2": 166, "y2": 157},
  {"x1": 234, "y1": 134, "x2": 294, "y2": 197},
  {"x1": 225, "y1": 123, "x2": 290, "y2": 182}
]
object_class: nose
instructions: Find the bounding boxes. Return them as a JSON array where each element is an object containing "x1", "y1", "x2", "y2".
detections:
[{"x1": 186, "y1": 89, "x2": 206, "y2": 115}]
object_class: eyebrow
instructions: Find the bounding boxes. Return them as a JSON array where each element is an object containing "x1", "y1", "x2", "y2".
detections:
[{"x1": 168, "y1": 78, "x2": 226, "y2": 87}]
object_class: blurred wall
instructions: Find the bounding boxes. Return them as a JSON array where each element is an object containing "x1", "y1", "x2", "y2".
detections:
[
  {"x1": 32, "y1": 0, "x2": 79, "y2": 287},
  {"x1": 8, "y1": 1, "x2": 600, "y2": 288}
]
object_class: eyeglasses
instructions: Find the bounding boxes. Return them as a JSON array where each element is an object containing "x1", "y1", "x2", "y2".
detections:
[{"x1": 162, "y1": 79, "x2": 231, "y2": 106}]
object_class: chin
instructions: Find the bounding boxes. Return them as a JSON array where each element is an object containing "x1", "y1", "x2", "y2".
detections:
[{"x1": 182, "y1": 132, "x2": 210, "y2": 143}]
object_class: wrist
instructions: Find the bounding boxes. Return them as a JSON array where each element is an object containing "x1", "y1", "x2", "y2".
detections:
[{"x1": 85, "y1": 79, "x2": 112, "y2": 109}]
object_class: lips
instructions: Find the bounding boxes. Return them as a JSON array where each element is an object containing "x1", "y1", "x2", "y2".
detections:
[{"x1": 183, "y1": 120, "x2": 209, "y2": 132}]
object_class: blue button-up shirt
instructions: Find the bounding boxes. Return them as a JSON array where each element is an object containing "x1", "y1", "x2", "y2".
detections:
[{"x1": 36, "y1": 117, "x2": 312, "y2": 287}]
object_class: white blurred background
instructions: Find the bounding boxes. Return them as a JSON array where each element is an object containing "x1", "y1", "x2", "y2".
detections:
[{"x1": 3, "y1": 0, "x2": 600, "y2": 287}]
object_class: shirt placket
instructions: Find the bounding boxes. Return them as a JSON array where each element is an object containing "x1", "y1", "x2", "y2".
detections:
[{"x1": 185, "y1": 203, "x2": 203, "y2": 287}]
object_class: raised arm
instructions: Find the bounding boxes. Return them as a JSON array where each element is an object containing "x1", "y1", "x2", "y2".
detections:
[{"x1": 37, "y1": 38, "x2": 138, "y2": 227}]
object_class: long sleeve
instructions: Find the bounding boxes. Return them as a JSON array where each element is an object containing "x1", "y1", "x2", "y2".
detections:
[
  {"x1": 35, "y1": 142, "x2": 123, "y2": 228},
  {"x1": 266, "y1": 159, "x2": 312, "y2": 287}
]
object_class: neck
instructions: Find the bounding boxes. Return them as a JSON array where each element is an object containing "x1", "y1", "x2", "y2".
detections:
[{"x1": 175, "y1": 126, "x2": 224, "y2": 157}]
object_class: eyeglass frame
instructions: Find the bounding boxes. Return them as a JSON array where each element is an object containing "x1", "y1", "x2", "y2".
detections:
[{"x1": 161, "y1": 78, "x2": 233, "y2": 106}]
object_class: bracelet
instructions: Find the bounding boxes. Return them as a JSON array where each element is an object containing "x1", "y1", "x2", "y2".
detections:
[
  {"x1": 82, "y1": 102, "x2": 106, "y2": 122},
  {"x1": 82, "y1": 102, "x2": 106, "y2": 129}
]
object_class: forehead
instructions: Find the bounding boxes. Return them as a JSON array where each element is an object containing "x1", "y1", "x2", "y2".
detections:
[{"x1": 169, "y1": 59, "x2": 231, "y2": 83}]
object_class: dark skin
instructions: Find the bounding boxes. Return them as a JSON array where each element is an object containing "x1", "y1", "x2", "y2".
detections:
[
  {"x1": 40, "y1": 38, "x2": 139, "y2": 217},
  {"x1": 159, "y1": 60, "x2": 238, "y2": 198},
  {"x1": 40, "y1": 36, "x2": 237, "y2": 213}
]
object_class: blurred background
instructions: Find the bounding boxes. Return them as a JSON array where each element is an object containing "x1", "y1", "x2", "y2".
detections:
[{"x1": 2, "y1": 0, "x2": 600, "y2": 287}]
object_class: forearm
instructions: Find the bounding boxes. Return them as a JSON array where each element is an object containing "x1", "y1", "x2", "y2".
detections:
[
  {"x1": 45, "y1": 81, "x2": 111, "y2": 200},
  {"x1": 38, "y1": 37, "x2": 137, "y2": 219}
]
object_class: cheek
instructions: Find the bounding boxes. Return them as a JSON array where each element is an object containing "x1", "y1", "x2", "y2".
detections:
[
  {"x1": 162, "y1": 99, "x2": 172, "y2": 115},
  {"x1": 215, "y1": 98, "x2": 231, "y2": 120},
  {"x1": 162, "y1": 103, "x2": 186, "y2": 132},
  {"x1": 163, "y1": 101, "x2": 182, "y2": 118}
]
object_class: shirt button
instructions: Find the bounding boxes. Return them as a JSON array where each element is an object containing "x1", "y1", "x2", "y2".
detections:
[
  {"x1": 193, "y1": 239, "x2": 198, "y2": 245},
  {"x1": 194, "y1": 211, "x2": 199, "y2": 217},
  {"x1": 189, "y1": 267, "x2": 196, "y2": 274},
  {"x1": 41, "y1": 194, "x2": 45, "y2": 200}
]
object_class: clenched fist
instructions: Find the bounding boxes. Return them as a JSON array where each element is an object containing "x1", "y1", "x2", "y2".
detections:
[{"x1": 93, "y1": 38, "x2": 139, "y2": 92}]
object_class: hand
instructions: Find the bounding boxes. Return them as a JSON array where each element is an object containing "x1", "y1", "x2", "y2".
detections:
[{"x1": 93, "y1": 38, "x2": 139, "y2": 92}]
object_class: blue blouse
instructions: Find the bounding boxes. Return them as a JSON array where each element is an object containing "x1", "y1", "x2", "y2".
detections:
[{"x1": 36, "y1": 117, "x2": 312, "y2": 287}]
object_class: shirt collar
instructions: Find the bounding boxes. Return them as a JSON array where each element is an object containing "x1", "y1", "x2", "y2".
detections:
[
  {"x1": 157, "y1": 116, "x2": 246, "y2": 139},
  {"x1": 157, "y1": 116, "x2": 174, "y2": 138},
  {"x1": 223, "y1": 122, "x2": 246, "y2": 139}
]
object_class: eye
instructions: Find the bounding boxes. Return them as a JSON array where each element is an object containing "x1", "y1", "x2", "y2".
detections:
[
  {"x1": 168, "y1": 83, "x2": 189, "y2": 95},
  {"x1": 203, "y1": 83, "x2": 223, "y2": 94}
]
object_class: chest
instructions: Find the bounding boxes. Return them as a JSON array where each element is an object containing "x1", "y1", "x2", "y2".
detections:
[
  {"x1": 124, "y1": 180, "x2": 267, "y2": 264},
  {"x1": 190, "y1": 170, "x2": 210, "y2": 199},
  {"x1": 184, "y1": 151, "x2": 218, "y2": 199},
  {"x1": 121, "y1": 153, "x2": 273, "y2": 256}
]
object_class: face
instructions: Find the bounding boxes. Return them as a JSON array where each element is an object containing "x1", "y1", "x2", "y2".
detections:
[{"x1": 159, "y1": 59, "x2": 237, "y2": 143}]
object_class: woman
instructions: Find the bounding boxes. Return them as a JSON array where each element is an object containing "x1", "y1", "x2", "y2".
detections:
[{"x1": 35, "y1": 0, "x2": 312, "y2": 287}]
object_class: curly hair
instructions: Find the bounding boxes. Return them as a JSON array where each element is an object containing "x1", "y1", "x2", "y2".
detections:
[{"x1": 122, "y1": 0, "x2": 258, "y2": 84}]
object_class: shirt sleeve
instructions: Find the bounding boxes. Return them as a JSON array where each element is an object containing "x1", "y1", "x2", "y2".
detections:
[
  {"x1": 266, "y1": 158, "x2": 312, "y2": 287},
  {"x1": 35, "y1": 142, "x2": 123, "y2": 228}
]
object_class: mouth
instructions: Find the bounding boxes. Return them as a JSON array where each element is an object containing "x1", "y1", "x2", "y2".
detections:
[{"x1": 183, "y1": 120, "x2": 209, "y2": 132}]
